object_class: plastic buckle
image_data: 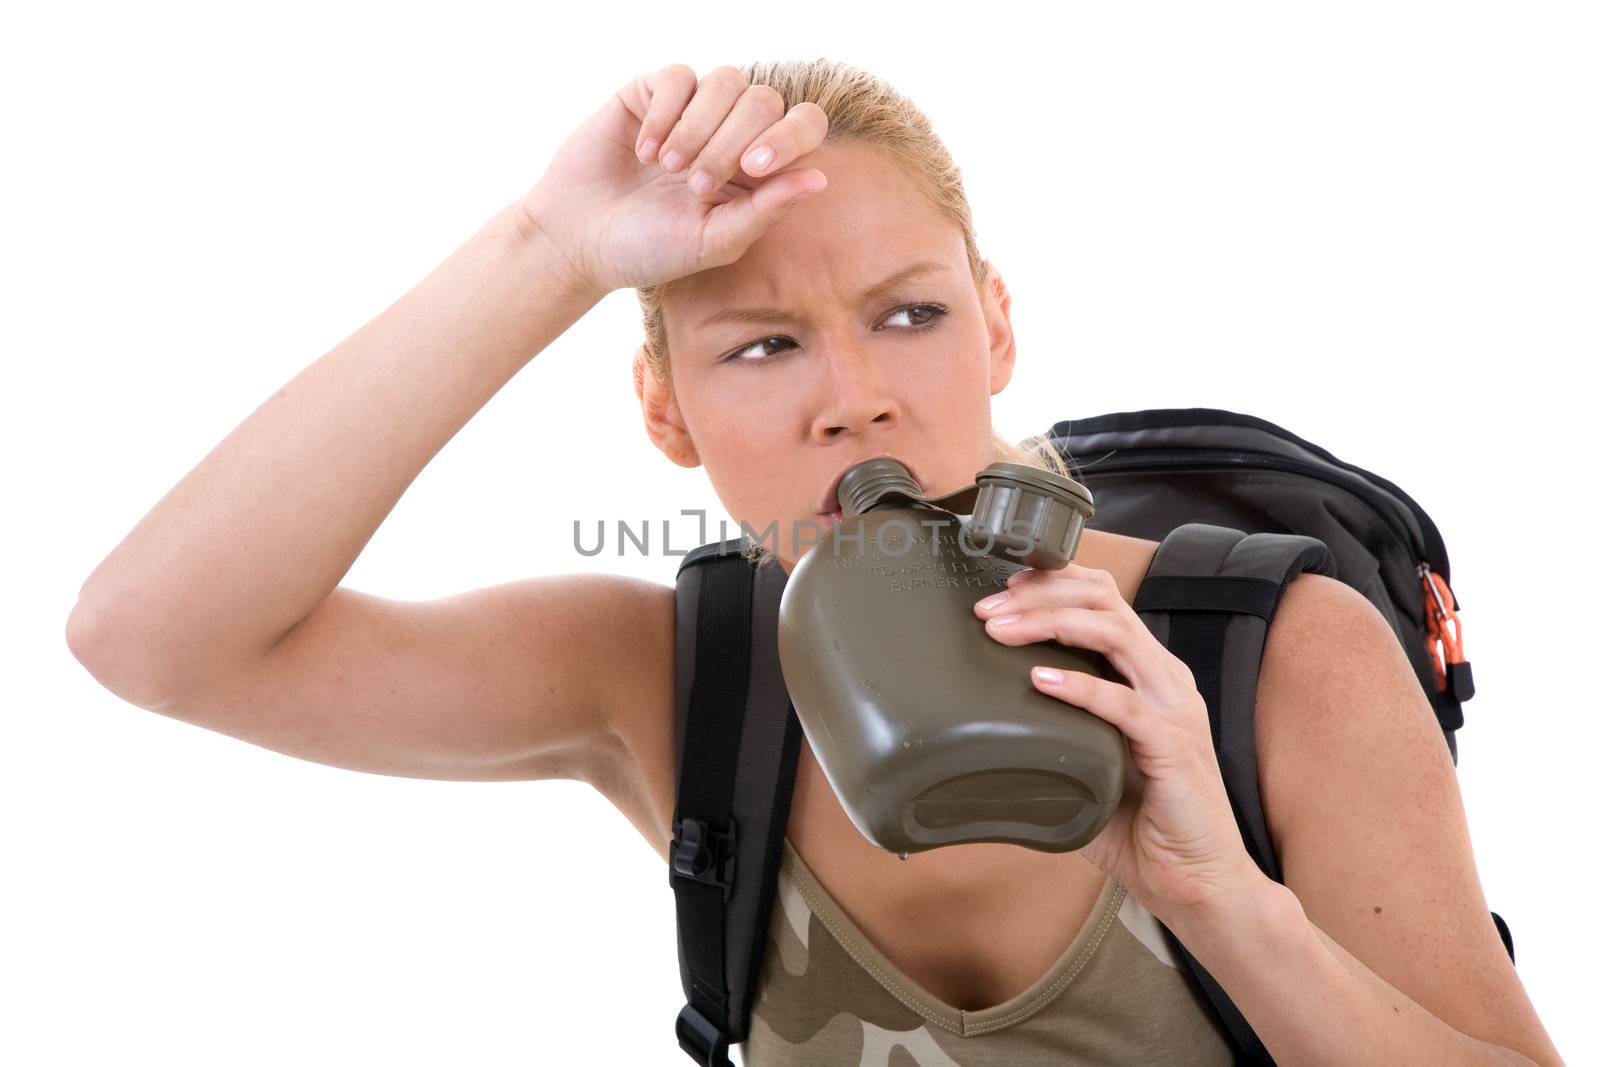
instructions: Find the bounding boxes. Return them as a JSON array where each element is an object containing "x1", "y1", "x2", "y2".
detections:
[
  {"x1": 675, "y1": 1002, "x2": 733, "y2": 1067},
  {"x1": 668, "y1": 816, "x2": 737, "y2": 902}
]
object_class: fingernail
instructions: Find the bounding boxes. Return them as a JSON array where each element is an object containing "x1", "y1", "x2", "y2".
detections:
[
  {"x1": 989, "y1": 613, "x2": 1021, "y2": 626},
  {"x1": 745, "y1": 145, "x2": 773, "y2": 173},
  {"x1": 638, "y1": 138, "x2": 659, "y2": 162},
  {"x1": 688, "y1": 169, "x2": 713, "y2": 195},
  {"x1": 1033, "y1": 667, "x2": 1063, "y2": 684},
  {"x1": 662, "y1": 149, "x2": 685, "y2": 172},
  {"x1": 976, "y1": 591, "x2": 1010, "y2": 611}
]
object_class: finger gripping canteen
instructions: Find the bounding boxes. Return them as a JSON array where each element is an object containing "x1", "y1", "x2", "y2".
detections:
[{"x1": 777, "y1": 456, "x2": 1128, "y2": 857}]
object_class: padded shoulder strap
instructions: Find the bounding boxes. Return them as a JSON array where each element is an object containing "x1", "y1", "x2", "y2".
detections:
[
  {"x1": 1133, "y1": 522, "x2": 1338, "y2": 883},
  {"x1": 668, "y1": 541, "x2": 802, "y2": 1067},
  {"x1": 1131, "y1": 521, "x2": 1339, "y2": 1066}
]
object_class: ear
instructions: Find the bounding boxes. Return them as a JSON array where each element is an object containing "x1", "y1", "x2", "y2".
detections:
[
  {"x1": 980, "y1": 263, "x2": 1017, "y2": 395},
  {"x1": 633, "y1": 344, "x2": 701, "y2": 469}
]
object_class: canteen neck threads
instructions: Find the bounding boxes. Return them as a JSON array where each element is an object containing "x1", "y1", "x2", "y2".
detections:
[{"x1": 838, "y1": 459, "x2": 926, "y2": 518}]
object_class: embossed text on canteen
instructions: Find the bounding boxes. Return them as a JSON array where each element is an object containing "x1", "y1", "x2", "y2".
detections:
[{"x1": 571, "y1": 510, "x2": 1035, "y2": 559}]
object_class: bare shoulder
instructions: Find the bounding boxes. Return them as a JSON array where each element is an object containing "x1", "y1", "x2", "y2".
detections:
[
  {"x1": 1253, "y1": 569, "x2": 1372, "y2": 854},
  {"x1": 1075, "y1": 528, "x2": 1161, "y2": 604},
  {"x1": 1252, "y1": 574, "x2": 1564, "y2": 1064},
  {"x1": 1251, "y1": 568, "x2": 1457, "y2": 866}
]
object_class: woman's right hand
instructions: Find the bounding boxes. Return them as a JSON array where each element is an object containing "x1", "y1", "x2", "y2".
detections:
[{"x1": 519, "y1": 64, "x2": 830, "y2": 297}]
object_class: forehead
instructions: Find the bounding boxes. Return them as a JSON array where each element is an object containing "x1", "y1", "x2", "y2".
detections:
[{"x1": 667, "y1": 142, "x2": 964, "y2": 323}]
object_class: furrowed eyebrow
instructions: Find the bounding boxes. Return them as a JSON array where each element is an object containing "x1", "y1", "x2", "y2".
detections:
[{"x1": 694, "y1": 260, "x2": 951, "y2": 331}]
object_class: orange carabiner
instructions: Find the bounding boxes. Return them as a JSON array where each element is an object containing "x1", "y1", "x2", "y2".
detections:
[{"x1": 1420, "y1": 563, "x2": 1464, "y2": 693}]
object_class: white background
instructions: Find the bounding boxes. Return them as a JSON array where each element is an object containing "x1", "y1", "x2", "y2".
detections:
[{"x1": 6, "y1": 2, "x2": 1595, "y2": 1064}]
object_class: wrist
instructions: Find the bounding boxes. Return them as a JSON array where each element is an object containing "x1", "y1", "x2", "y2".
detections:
[
  {"x1": 1153, "y1": 868, "x2": 1304, "y2": 959},
  {"x1": 500, "y1": 199, "x2": 608, "y2": 308}
]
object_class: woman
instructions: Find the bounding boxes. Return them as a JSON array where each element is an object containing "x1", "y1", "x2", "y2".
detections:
[{"x1": 66, "y1": 58, "x2": 1563, "y2": 1065}]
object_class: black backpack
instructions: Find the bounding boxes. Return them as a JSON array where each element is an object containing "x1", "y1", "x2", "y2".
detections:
[{"x1": 666, "y1": 407, "x2": 1510, "y2": 1067}]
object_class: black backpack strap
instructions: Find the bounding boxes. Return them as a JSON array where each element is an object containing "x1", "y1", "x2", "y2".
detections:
[
  {"x1": 668, "y1": 541, "x2": 802, "y2": 1066},
  {"x1": 1131, "y1": 521, "x2": 1340, "y2": 1066}
]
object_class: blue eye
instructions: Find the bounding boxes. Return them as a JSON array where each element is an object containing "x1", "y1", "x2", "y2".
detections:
[{"x1": 719, "y1": 302, "x2": 949, "y2": 365}]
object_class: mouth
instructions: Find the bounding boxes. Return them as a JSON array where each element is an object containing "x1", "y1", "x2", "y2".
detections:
[{"x1": 816, "y1": 453, "x2": 921, "y2": 520}]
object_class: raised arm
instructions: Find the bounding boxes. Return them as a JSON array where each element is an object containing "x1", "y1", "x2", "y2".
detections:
[
  {"x1": 62, "y1": 200, "x2": 651, "y2": 780},
  {"x1": 67, "y1": 203, "x2": 599, "y2": 708},
  {"x1": 66, "y1": 63, "x2": 830, "y2": 791}
]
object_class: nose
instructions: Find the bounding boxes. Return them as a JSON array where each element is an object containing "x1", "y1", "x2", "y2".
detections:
[{"x1": 808, "y1": 340, "x2": 902, "y2": 442}]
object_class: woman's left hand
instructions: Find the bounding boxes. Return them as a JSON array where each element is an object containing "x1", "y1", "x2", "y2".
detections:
[{"x1": 973, "y1": 562, "x2": 1264, "y2": 920}]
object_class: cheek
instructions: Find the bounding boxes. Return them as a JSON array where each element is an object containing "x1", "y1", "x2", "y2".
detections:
[
  {"x1": 919, "y1": 339, "x2": 1001, "y2": 462},
  {"x1": 694, "y1": 416, "x2": 793, "y2": 512},
  {"x1": 913, "y1": 335, "x2": 993, "y2": 413},
  {"x1": 698, "y1": 393, "x2": 785, "y2": 453},
  {"x1": 682, "y1": 373, "x2": 787, "y2": 444},
  {"x1": 918, "y1": 312, "x2": 992, "y2": 379}
]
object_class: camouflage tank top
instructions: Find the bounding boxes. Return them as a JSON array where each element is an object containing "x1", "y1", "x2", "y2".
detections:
[{"x1": 741, "y1": 836, "x2": 1235, "y2": 1066}]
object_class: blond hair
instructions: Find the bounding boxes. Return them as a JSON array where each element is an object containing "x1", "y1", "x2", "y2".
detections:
[{"x1": 627, "y1": 58, "x2": 1078, "y2": 566}]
